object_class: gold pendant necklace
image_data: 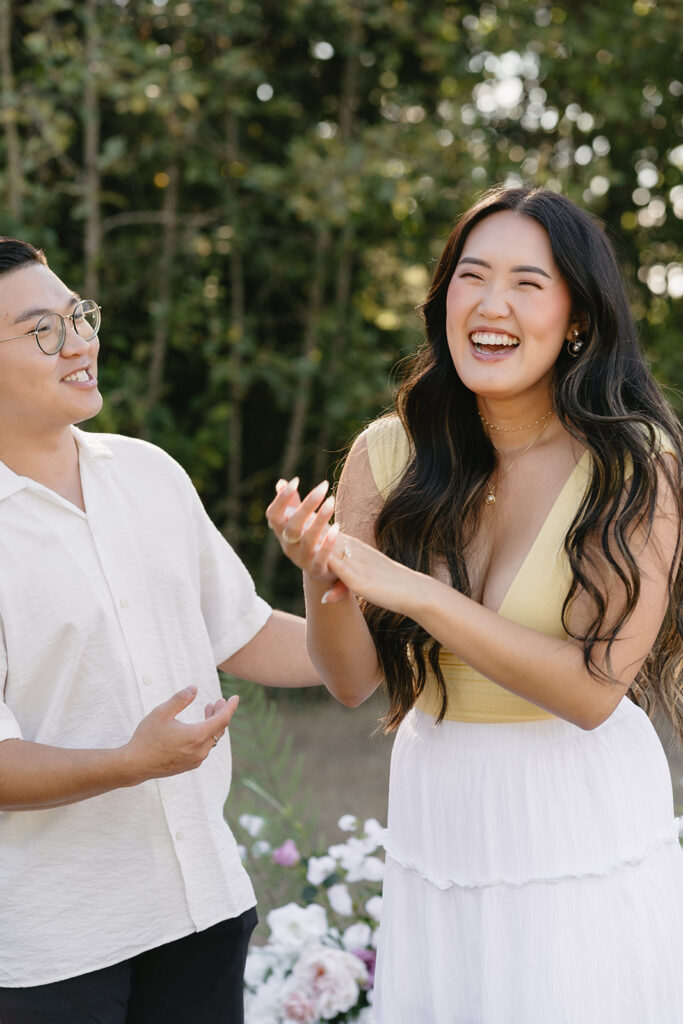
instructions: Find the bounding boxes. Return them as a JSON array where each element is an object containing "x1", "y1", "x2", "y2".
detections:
[{"x1": 485, "y1": 413, "x2": 553, "y2": 506}]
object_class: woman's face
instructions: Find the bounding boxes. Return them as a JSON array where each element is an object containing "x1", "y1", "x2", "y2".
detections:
[{"x1": 445, "y1": 210, "x2": 575, "y2": 403}]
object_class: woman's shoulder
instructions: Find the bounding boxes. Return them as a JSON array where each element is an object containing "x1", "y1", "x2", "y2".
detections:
[{"x1": 359, "y1": 415, "x2": 412, "y2": 499}]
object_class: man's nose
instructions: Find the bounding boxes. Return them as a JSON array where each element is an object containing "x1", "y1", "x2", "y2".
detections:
[{"x1": 60, "y1": 318, "x2": 94, "y2": 355}]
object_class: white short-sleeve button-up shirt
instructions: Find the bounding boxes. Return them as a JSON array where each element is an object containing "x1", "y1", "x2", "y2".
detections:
[{"x1": 0, "y1": 429, "x2": 272, "y2": 986}]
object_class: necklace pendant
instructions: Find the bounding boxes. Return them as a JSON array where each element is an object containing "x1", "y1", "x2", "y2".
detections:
[{"x1": 485, "y1": 491, "x2": 496, "y2": 505}]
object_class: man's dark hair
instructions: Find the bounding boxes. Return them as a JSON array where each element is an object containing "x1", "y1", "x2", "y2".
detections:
[{"x1": 0, "y1": 237, "x2": 47, "y2": 276}]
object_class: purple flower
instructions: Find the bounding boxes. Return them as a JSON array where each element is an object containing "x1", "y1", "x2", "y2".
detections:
[
  {"x1": 350, "y1": 947, "x2": 376, "y2": 987},
  {"x1": 272, "y1": 838, "x2": 301, "y2": 866}
]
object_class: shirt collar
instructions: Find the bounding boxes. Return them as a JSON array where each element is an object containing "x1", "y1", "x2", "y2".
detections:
[
  {"x1": 0, "y1": 427, "x2": 114, "y2": 504},
  {"x1": 71, "y1": 426, "x2": 115, "y2": 461}
]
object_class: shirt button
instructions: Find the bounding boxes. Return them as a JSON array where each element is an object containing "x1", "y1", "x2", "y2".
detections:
[
  {"x1": 142, "y1": 676, "x2": 152, "y2": 686},
  {"x1": 175, "y1": 830, "x2": 184, "y2": 841},
  {"x1": 119, "y1": 598, "x2": 129, "y2": 609}
]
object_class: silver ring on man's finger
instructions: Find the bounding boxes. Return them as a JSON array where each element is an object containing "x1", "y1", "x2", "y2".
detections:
[
  {"x1": 212, "y1": 734, "x2": 219, "y2": 747},
  {"x1": 340, "y1": 545, "x2": 352, "y2": 562},
  {"x1": 282, "y1": 527, "x2": 304, "y2": 545}
]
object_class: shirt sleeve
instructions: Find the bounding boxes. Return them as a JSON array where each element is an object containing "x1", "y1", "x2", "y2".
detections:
[
  {"x1": 0, "y1": 639, "x2": 23, "y2": 743},
  {"x1": 186, "y1": 484, "x2": 272, "y2": 666}
]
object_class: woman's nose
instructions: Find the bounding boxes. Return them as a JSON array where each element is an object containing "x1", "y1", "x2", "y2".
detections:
[{"x1": 476, "y1": 284, "x2": 510, "y2": 319}]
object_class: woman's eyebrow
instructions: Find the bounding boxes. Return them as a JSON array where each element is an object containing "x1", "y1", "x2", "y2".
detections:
[{"x1": 457, "y1": 256, "x2": 551, "y2": 279}]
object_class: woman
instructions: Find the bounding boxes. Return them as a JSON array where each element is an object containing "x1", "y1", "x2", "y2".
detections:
[{"x1": 266, "y1": 185, "x2": 683, "y2": 1023}]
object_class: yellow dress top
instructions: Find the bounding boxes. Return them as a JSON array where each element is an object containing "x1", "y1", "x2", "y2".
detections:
[{"x1": 363, "y1": 415, "x2": 593, "y2": 723}]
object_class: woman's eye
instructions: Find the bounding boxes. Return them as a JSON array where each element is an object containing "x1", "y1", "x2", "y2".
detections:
[
  {"x1": 518, "y1": 280, "x2": 542, "y2": 288},
  {"x1": 459, "y1": 272, "x2": 483, "y2": 281}
]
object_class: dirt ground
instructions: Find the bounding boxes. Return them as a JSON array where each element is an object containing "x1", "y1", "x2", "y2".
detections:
[{"x1": 274, "y1": 689, "x2": 683, "y2": 846}]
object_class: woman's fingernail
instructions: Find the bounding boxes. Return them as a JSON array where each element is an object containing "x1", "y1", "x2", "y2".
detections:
[
  {"x1": 319, "y1": 495, "x2": 335, "y2": 515},
  {"x1": 285, "y1": 476, "x2": 300, "y2": 494},
  {"x1": 327, "y1": 522, "x2": 340, "y2": 541},
  {"x1": 283, "y1": 506, "x2": 295, "y2": 521},
  {"x1": 311, "y1": 480, "x2": 329, "y2": 500},
  {"x1": 321, "y1": 589, "x2": 332, "y2": 604},
  {"x1": 275, "y1": 479, "x2": 288, "y2": 493}
]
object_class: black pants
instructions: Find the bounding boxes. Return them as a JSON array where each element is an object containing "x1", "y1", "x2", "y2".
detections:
[{"x1": 0, "y1": 908, "x2": 257, "y2": 1024}]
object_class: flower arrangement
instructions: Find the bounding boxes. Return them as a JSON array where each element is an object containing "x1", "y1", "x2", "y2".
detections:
[{"x1": 242, "y1": 814, "x2": 385, "y2": 1024}]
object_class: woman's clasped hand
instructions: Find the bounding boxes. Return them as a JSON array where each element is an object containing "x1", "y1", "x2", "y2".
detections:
[{"x1": 266, "y1": 476, "x2": 415, "y2": 613}]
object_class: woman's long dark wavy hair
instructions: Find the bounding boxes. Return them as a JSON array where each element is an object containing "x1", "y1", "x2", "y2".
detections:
[{"x1": 362, "y1": 185, "x2": 683, "y2": 738}]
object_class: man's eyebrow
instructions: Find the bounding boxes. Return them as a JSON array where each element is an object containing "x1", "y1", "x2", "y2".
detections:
[
  {"x1": 457, "y1": 256, "x2": 551, "y2": 280},
  {"x1": 13, "y1": 294, "x2": 82, "y2": 324}
]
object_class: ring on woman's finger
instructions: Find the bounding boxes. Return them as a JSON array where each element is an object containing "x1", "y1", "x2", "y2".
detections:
[
  {"x1": 212, "y1": 734, "x2": 219, "y2": 748},
  {"x1": 282, "y1": 527, "x2": 304, "y2": 544},
  {"x1": 340, "y1": 545, "x2": 352, "y2": 562}
]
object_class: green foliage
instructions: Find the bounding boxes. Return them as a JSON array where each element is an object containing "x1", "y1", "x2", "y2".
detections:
[
  {"x1": 221, "y1": 673, "x2": 322, "y2": 923},
  {"x1": 0, "y1": 0, "x2": 680, "y2": 607}
]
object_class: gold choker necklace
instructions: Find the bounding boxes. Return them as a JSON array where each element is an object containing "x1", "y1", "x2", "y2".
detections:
[
  {"x1": 479, "y1": 408, "x2": 553, "y2": 433},
  {"x1": 484, "y1": 413, "x2": 553, "y2": 506}
]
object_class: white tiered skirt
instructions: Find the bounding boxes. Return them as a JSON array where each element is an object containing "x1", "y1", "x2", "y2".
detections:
[{"x1": 373, "y1": 699, "x2": 683, "y2": 1024}]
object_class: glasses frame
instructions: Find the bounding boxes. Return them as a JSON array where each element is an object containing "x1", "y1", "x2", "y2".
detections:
[{"x1": 0, "y1": 300, "x2": 102, "y2": 355}]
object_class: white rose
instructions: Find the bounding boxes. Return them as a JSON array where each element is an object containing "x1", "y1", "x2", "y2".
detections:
[
  {"x1": 327, "y1": 883, "x2": 353, "y2": 916},
  {"x1": 338, "y1": 814, "x2": 358, "y2": 832},
  {"x1": 327, "y1": 840, "x2": 365, "y2": 874},
  {"x1": 364, "y1": 895, "x2": 382, "y2": 921},
  {"x1": 238, "y1": 812, "x2": 265, "y2": 837},
  {"x1": 306, "y1": 854, "x2": 337, "y2": 886},
  {"x1": 342, "y1": 921, "x2": 372, "y2": 951},
  {"x1": 362, "y1": 818, "x2": 384, "y2": 839},
  {"x1": 244, "y1": 967, "x2": 289, "y2": 1024},
  {"x1": 346, "y1": 855, "x2": 385, "y2": 884},
  {"x1": 291, "y1": 944, "x2": 368, "y2": 1020},
  {"x1": 267, "y1": 902, "x2": 328, "y2": 951},
  {"x1": 244, "y1": 946, "x2": 289, "y2": 990},
  {"x1": 251, "y1": 839, "x2": 272, "y2": 858}
]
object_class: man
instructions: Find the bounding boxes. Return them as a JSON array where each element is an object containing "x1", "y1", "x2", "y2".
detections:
[{"x1": 0, "y1": 238, "x2": 318, "y2": 1023}]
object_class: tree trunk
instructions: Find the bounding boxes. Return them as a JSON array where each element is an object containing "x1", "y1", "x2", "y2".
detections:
[
  {"x1": 313, "y1": 14, "x2": 362, "y2": 481},
  {"x1": 224, "y1": 112, "x2": 245, "y2": 541},
  {"x1": 0, "y1": 0, "x2": 23, "y2": 221},
  {"x1": 259, "y1": 229, "x2": 331, "y2": 590},
  {"x1": 82, "y1": 0, "x2": 101, "y2": 297},
  {"x1": 141, "y1": 162, "x2": 179, "y2": 436}
]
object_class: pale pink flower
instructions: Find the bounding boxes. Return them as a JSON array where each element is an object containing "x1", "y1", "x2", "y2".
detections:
[
  {"x1": 291, "y1": 943, "x2": 368, "y2": 1019},
  {"x1": 272, "y1": 838, "x2": 301, "y2": 866},
  {"x1": 282, "y1": 988, "x2": 317, "y2": 1023}
]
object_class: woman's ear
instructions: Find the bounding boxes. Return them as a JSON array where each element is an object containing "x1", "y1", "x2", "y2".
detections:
[{"x1": 566, "y1": 313, "x2": 588, "y2": 340}]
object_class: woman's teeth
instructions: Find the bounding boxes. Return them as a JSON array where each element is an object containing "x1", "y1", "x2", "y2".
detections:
[
  {"x1": 63, "y1": 370, "x2": 89, "y2": 383},
  {"x1": 470, "y1": 332, "x2": 520, "y2": 352}
]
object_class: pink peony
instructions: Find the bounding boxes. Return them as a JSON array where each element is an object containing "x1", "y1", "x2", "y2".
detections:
[
  {"x1": 272, "y1": 838, "x2": 301, "y2": 866},
  {"x1": 282, "y1": 988, "x2": 317, "y2": 1023}
]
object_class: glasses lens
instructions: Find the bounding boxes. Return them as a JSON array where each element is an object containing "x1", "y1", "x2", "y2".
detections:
[
  {"x1": 73, "y1": 300, "x2": 100, "y2": 340},
  {"x1": 35, "y1": 313, "x2": 65, "y2": 355}
]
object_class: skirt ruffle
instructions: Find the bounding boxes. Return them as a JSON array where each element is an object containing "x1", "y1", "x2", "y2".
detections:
[{"x1": 374, "y1": 699, "x2": 683, "y2": 1023}]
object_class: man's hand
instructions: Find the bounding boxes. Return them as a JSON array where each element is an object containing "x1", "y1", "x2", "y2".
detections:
[{"x1": 123, "y1": 686, "x2": 239, "y2": 784}]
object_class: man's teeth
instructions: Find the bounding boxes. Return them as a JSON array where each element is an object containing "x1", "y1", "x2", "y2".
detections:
[
  {"x1": 63, "y1": 370, "x2": 89, "y2": 383},
  {"x1": 470, "y1": 332, "x2": 520, "y2": 347}
]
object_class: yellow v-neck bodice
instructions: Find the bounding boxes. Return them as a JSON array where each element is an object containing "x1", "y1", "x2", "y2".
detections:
[{"x1": 364, "y1": 415, "x2": 592, "y2": 723}]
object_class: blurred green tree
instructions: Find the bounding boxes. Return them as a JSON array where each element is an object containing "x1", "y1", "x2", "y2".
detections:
[{"x1": 0, "y1": 0, "x2": 680, "y2": 605}]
